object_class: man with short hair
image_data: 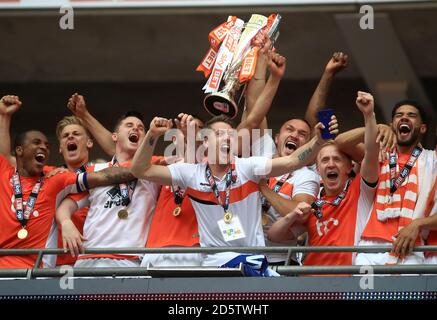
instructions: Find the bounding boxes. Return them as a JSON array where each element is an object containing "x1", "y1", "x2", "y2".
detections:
[
  {"x1": 259, "y1": 117, "x2": 320, "y2": 265},
  {"x1": 56, "y1": 94, "x2": 160, "y2": 268},
  {"x1": 255, "y1": 50, "x2": 333, "y2": 265},
  {"x1": 356, "y1": 100, "x2": 437, "y2": 265},
  {"x1": 55, "y1": 114, "x2": 93, "y2": 266}
]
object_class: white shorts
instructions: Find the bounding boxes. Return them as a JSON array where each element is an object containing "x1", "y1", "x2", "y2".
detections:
[
  {"x1": 424, "y1": 255, "x2": 437, "y2": 264},
  {"x1": 141, "y1": 253, "x2": 202, "y2": 267},
  {"x1": 74, "y1": 258, "x2": 141, "y2": 268},
  {"x1": 355, "y1": 239, "x2": 424, "y2": 265}
]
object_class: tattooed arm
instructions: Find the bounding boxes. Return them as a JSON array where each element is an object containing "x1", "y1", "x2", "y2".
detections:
[
  {"x1": 130, "y1": 117, "x2": 173, "y2": 185},
  {"x1": 87, "y1": 166, "x2": 135, "y2": 188},
  {"x1": 267, "y1": 135, "x2": 322, "y2": 177}
]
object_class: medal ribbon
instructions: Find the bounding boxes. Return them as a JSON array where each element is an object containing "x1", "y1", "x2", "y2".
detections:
[
  {"x1": 12, "y1": 171, "x2": 43, "y2": 228},
  {"x1": 205, "y1": 164, "x2": 235, "y2": 214},
  {"x1": 311, "y1": 179, "x2": 352, "y2": 219},
  {"x1": 389, "y1": 145, "x2": 422, "y2": 195},
  {"x1": 172, "y1": 186, "x2": 186, "y2": 206}
]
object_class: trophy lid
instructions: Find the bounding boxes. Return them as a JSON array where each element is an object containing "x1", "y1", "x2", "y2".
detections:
[{"x1": 204, "y1": 92, "x2": 238, "y2": 119}]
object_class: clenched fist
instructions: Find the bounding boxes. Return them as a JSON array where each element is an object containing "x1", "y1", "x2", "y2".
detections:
[
  {"x1": 67, "y1": 93, "x2": 88, "y2": 118},
  {"x1": 356, "y1": 91, "x2": 374, "y2": 116},
  {"x1": 0, "y1": 95, "x2": 22, "y2": 116},
  {"x1": 325, "y1": 52, "x2": 348, "y2": 75}
]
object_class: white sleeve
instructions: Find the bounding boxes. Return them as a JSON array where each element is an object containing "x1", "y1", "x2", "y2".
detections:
[
  {"x1": 355, "y1": 177, "x2": 377, "y2": 244},
  {"x1": 291, "y1": 170, "x2": 320, "y2": 198},
  {"x1": 167, "y1": 162, "x2": 197, "y2": 189},
  {"x1": 236, "y1": 156, "x2": 270, "y2": 182},
  {"x1": 251, "y1": 133, "x2": 277, "y2": 159},
  {"x1": 249, "y1": 156, "x2": 270, "y2": 181}
]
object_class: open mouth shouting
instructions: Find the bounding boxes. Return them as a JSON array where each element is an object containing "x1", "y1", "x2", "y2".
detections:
[
  {"x1": 128, "y1": 132, "x2": 140, "y2": 143},
  {"x1": 398, "y1": 123, "x2": 412, "y2": 137},
  {"x1": 283, "y1": 139, "x2": 298, "y2": 155},
  {"x1": 67, "y1": 142, "x2": 78, "y2": 152},
  {"x1": 219, "y1": 144, "x2": 231, "y2": 154},
  {"x1": 326, "y1": 171, "x2": 339, "y2": 182},
  {"x1": 35, "y1": 152, "x2": 46, "y2": 164},
  {"x1": 285, "y1": 141, "x2": 297, "y2": 151}
]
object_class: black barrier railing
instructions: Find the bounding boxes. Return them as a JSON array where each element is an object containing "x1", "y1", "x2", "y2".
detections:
[
  {"x1": 1, "y1": 264, "x2": 437, "y2": 278},
  {"x1": 0, "y1": 246, "x2": 436, "y2": 278}
]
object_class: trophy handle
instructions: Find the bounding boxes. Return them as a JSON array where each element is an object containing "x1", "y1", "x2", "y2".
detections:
[{"x1": 203, "y1": 92, "x2": 238, "y2": 119}]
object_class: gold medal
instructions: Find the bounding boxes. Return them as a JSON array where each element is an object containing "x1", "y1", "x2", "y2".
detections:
[
  {"x1": 224, "y1": 211, "x2": 233, "y2": 224},
  {"x1": 17, "y1": 228, "x2": 28, "y2": 240},
  {"x1": 118, "y1": 209, "x2": 129, "y2": 219},
  {"x1": 262, "y1": 213, "x2": 269, "y2": 226},
  {"x1": 173, "y1": 206, "x2": 182, "y2": 217}
]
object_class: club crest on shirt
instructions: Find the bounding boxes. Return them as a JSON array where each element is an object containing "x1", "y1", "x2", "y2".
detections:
[
  {"x1": 316, "y1": 217, "x2": 339, "y2": 237},
  {"x1": 104, "y1": 185, "x2": 124, "y2": 209}
]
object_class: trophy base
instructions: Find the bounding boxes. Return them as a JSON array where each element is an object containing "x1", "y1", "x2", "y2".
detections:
[{"x1": 204, "y1": 92, "x2": 238, "y2": 119}]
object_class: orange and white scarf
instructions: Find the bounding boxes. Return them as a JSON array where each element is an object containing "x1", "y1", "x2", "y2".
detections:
[
  {"x1": 376, "y1": 148, "x2": 436, "y2": 264},
  {"x1": 375, "y1": 153, "x2": 419, "y2": 229}
]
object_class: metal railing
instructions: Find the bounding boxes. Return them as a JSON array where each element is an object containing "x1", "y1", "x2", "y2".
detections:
[{"x1": 0, "y1": 245, "x2": 436, "y2": 278}]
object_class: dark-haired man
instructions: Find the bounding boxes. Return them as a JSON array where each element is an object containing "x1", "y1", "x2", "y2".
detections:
[
  {"x1": 356, "y1": 100, "x2": 437, "y2": 265},
  {"x1": 57, "y1": 94, "x2": 159, "y2": 268},
  {"x1": 259, "y1": 118, "x2": 320, "y2": 265}
]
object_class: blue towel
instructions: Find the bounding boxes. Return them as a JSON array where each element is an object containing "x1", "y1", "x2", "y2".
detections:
[{"x1": 220, "y1": 254, "x2": 280, "y2": 277}]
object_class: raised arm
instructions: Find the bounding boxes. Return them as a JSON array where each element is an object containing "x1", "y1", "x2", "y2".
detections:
[
  {"x1": 131, "y1": 117, "x2": 174, "y2": 185},
  {"x1": 355, "y1": 91, "x2": 379, "y2": 184},
  {"x1": 241, "y1": 31, "x2": 270, "y2": 131},
  {"x1": 238, "y1": 49, "x2": 285, "y2": 132},
  {"x1": 67, "y1": 93, "x2": 115, "y2": 156},
  {"x1": 0, "y1": 95, "x2": 21, "y2": 166},
  {"x1": 334, "y1": 128, "x2": 365, "y2": 163},
  {"x1": 305, "y1": 52, "x2": 348, "y2": 129},
  {"x1": 335, "y1": 124, "x2": 396, "y2": 163},
  {"x1": 267, "y1": 119, "x2": 339, "y2": 178}
]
